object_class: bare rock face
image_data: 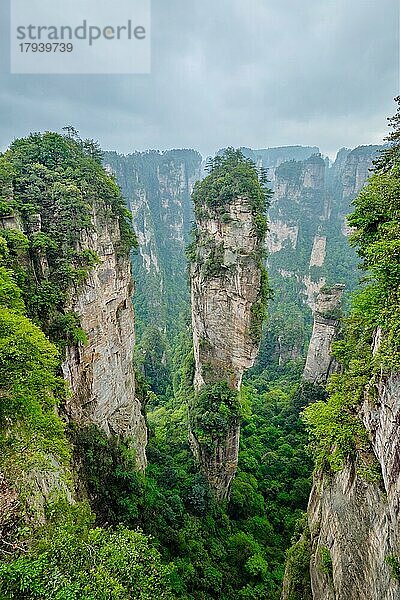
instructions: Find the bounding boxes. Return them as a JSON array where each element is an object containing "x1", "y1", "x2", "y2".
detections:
[
  {"x1": 267, "y1": 220, "x2": 299, "y2": 254},
  {"x1": 191, "y1": 196, "x2": 262, "y2": 391},
  {"x1": 62, "y1": 202, "x2": 147, "y2": 470},
  {"x1": 190, "y1": 187, "x2": 267, "y2": 500},
  {"x1": 309, "y1": 235, "x2": 327, "y2": 268},
  {"x1": 301, "y1": 339, "x2": 400, "y2": 600},
  {"x1": 308, "y1": 460, "x2": 399, "y2": 600},
  {"x1": 303, "y1": 285, "x2": 344, "y2": 385}
]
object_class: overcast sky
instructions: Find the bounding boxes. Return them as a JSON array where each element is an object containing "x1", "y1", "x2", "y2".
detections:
[{"x1": 0, "y1": 0, "x2": 398, "y2": 158}]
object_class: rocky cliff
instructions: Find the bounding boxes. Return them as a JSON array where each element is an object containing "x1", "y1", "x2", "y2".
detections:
[
  {"x1": 260, "y1": 145, "x2": 381, "y2": 368},
  {"x1": 303, "y1": 371, "x2": 400, "y2": 600},
  {"x1": 282, "y1": 137, "x2": 400, "y2": 599},
  {"x1": 0, "y1": 133, "x2": 147, "y2": 534},
  {"x1": 303, "y1": 285, "x2": 344, "y2": 385},
  {"x1": 282, "y1": 350, "x2": 400, "y2": 600},
  {"x1": 61, "y1": 201, "x2": 147, "y2": 469},
  {"x1": 188, "y1": 150, "x2": 269, "y2": 501}
]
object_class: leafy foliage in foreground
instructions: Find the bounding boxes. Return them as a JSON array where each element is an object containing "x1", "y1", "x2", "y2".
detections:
[{"x1": 0, "y1": 504, "x2": 173, "y2": 600}]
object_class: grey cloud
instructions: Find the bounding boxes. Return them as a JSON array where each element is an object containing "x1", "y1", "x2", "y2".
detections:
[{"x1": 0, "y1": 0, "x2": 398, "y2": 157}]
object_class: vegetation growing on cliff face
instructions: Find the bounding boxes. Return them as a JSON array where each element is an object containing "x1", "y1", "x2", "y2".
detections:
[
  {"x1": 191, "y1": 147, "x2": 271, "y2": 240},
  {"x1": 0, "y1": 133, "x2": 172, "y2": 599},
  {"x1": 304, "y1": 99, "x2": 400, "y2": 472},
  {"x1": 189, "y1": 381, "x2": 243, "y2": 451},
  {"x1": 0, "y1": 131, "x2": 137, "y2": 347},
  {"x1": 3, "y1": 131, "x2": 376, "y2": 598},
  {"x1": 188, "y1": 148, "x2": 272, "y2": 363},
  {"x1": 187, "y1": 149, "x2": 273, "y2": 500},
  {"x1": 105, "y1": 148, "x2": 202, "y2": 349}
]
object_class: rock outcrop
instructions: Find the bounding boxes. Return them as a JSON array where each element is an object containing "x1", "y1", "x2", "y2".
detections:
[
  {"x1": 307, "y1": 456, "x2": 399, "y2": 600},
  {"x1": 190, "y1": 194, "x2": 265, "y2": 500},
  {"x1": 0, "y1": 134, "x2": 149, "y2": 533},
  {"x1": 188, "y1": 152, "x2": 268, "y2": 501},
  {"x1": 106, "y1": 145, "x2": 381, "y2": 372},
  {"x1": 303, "y1": 285, "x2": 344, "y2": 385},
  {"x1": 305, "y1": 372, "x2": 400, "y2": 600},
  {"x1": 62, "y1": 201, "x2": 147, "y2": 470},
  {"x1": 191, "y1": 196, "x2": 264, "y2": 391},
  {"x1": 283, "y1": 326, "x2": 400, "y2": 600}
]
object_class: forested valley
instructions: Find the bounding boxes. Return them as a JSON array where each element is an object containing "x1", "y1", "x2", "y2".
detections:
[{"x1": 0, "y1": 99, "x2": 399, "y2": 600}]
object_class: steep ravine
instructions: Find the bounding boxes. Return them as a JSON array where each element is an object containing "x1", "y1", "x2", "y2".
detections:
[{"x1": 106, "y1": 144, "x2": 381, "y2": 377}]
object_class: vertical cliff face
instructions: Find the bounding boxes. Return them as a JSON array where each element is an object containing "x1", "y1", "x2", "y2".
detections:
[
  {"x1": 0, "y1": 133, "x2": 148, "y2": 533},
  {"x1": 307, "y1": 458, "x2": 399, "y2": 600},
  {"x1": 282, "y1": 330, "x2": 400, "y2": 600},
  {"x1": 191, "y1": 195, "x2": 263, "y2": 391},
  {"x1": 303, "y1": 285, "x2": 344, "y2": 385},
  {"x1": 0, "y1": 209, "x2": 77, "y2": 528},
  {"x1": 257, "y1": 145, "x2": 381, "y2": 368},
  {"x1": 61, "y1": 202, "x2": 147, "y2": 469},
  {"x1": 329, "y1": 145, "x2": 383, "y2": 237},
  {"x1": 283, "y1": 136, "x2": 400, "y2": 600},
  {"x1": 188, "y1": 150, "x2": 269, "y2": 501},
  {"x1": 305, "y1": 374, "x2": 400, "y2": 600}
]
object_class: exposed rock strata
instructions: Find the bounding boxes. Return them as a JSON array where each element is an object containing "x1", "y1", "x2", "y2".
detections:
[
  {"x1": 307, "y1": 369, "x2": 400, "y2": 600},
  {"x1": 303, "y1": 285, "x2": 344, "y2": 385},
  {"x1": 62, "y1": 202, "x2": 147, "y2": 470},
  {"x1": 190, "y1": 195, "x2": 265, "y2": 500},
  {"x1": 284, "y1": 326, "x2": 400, "y2": 599},
  {"x1": 104, "y1": 150, "x2": 202, "y2": 337},
  {"x1": 308, "y1": 459, "x2": 399, "y2": 600}
]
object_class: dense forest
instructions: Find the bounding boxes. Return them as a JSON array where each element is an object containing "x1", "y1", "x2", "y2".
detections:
[{"x1": 0, "y1": 99, "x2": 399, "y2": 599}]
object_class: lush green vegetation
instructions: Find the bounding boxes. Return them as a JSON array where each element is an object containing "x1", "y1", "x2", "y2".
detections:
[
  {"x1": 318, "y1": 546, "x2": 333, "y2": 579},
  {"x1": 0, "y1": 134, "x2": 309, "y2": 599},
  {"x1": 190, "y1": 147, "x2": 271, "y2": 243},
  {"x1": 0, "y1": 504, "x2": 173, "y2": 600},
  {"x1": 189, "y1": 381, "x2": 242, "y2": 451},
  {"x1": 70, "y1": 356, "x2": 312, "y2": 600},
  {"x1": 304, "y1": 100, "x2": 400, "y2": 474},
  {"x1": 386, "y1": 555, "x2": 400, "y2": 583},
  {"x1": 280, "y1": 516, "x2": 312, "y2": 600},
  {"x1": 2, "y1": 120, "x2": 394, "y2": 599},
  {"x1": 194, "y1": 148, "x2": 270, "y2": 236},
  {"x1": 0, "y1": 131, "x2": 136, "y2": 348},
  {"x1": 0, "y1": 133, "x2": 172, "y2": 599},
  {"x1": 105, "y1": 149, "x2": 202, "y2": 345}
]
